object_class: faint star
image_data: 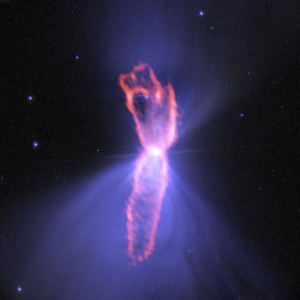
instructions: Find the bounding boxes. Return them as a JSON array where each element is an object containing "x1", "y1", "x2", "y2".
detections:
[
  {"x1": 33, "y1": 142, "x2": 39, "y2": 148},
  {"x1": 199, "y1": 11, "x2": 204, "y2": 16},
  {"x1": 240, "y1": 113, "x2": 244, "y2": 117},
  {"x1": 75, "y1": 55, "x2": 79, "y2": 59},
  {"x1": 17, "y1": 286, "x2": 22, "y2": 292},
  {"x1": 28, "y1": 95, "x2": 33, "y2": 101}
]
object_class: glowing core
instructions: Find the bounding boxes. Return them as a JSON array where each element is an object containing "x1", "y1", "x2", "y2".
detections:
[{"x1": 148, "y1": 147, "x2": 162, "y2": 157}]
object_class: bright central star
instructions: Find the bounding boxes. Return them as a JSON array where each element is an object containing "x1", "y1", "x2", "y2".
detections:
[{"x1": 149, "y1": 147, "x2": 162, "y2": 157}]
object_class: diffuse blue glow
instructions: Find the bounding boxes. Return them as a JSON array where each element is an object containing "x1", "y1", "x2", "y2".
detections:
[{"x1": 16, "y1": 161, "x2": 277, "y2": 299}]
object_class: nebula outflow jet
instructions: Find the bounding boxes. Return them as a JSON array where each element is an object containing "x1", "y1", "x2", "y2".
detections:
[{"x1": 119, "y1": 62, "x2": 178, "y2": 263}]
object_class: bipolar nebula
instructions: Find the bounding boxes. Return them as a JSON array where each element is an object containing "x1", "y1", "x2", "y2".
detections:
[
  {"x1": 119, "y1": 62, "x2": 178, "y2": 263},
  {"x1": 3, "y1": 63, "x2": 280, "y2": 300}
]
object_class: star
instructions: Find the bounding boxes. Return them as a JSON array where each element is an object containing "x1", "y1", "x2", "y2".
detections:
[
  {"x1": 149, "y1": 147, "x2": 162, "y2": 157},
  {"x1": 33, "y1": 141, "x2": 39, "y2": 148},
  {"x1": 28, "y1": 95, "x2": 33, "y2": 101},
  {"x1": 199, "y1": 11, "x2": 204, "y2": 16},
  {"x1": 17, "y1": 286, "x2": 22, "y2": 292}
]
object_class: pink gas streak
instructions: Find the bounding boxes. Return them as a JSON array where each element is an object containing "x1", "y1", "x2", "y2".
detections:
[{"x1": 119, "y1": 62, "x2": 178, "y2": 263}]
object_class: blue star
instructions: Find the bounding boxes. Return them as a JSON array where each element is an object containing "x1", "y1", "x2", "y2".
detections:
[
  {"x1": 199, "y1": 11, "x2": 204, "y2": 16},
  {"x1": 33, "y1": 141, "x2": 39, "y2": 148},
  {"x1": 28, "y1": 95, "x2": 33, "y2": 101},
  {"x1": 240, "y1": 113, "x2": 244, "y2": 117},
  {"x1": 75, "y1": 55, "x2": 79, "y2": 59},
  {"x1": 17, "y1": 286, "x2": 22, "y2": 292}
]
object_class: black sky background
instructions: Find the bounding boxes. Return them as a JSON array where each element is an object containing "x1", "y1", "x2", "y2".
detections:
[{"x1": 1, "y1": 0, "x2": 299, "y2": 299}]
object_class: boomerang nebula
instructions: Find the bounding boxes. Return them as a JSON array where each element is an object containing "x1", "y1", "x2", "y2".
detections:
[{"x1": 119, "y1": 62, "x2": 178, "y2": 263}]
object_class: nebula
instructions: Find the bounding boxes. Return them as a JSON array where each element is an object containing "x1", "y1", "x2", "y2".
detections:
[{"x1": 119, "y1": 62, "x2": 178, "y2": 262}]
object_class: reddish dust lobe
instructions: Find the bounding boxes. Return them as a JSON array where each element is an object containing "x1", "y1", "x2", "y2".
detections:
[{"x1": 119, "y1": 62, "x2": 178, "y2": 263}]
